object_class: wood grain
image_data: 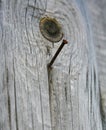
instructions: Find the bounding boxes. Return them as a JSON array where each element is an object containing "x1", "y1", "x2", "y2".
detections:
[
  {"x1": 85, "y1": 0, "x2": 106, "y2": 129},
  {"x1": 0, "y1": 0, "x2": 103, "y2": 130}
]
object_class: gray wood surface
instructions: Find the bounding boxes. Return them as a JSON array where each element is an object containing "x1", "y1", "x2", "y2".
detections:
[
  {"x1": 0, "y1": 0, "x2": 103, "y2": 130},
  {"x1": 85, "y1": 0, "x2": 106, "y2": 129}
]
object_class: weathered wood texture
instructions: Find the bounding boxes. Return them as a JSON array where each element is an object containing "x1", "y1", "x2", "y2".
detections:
[
  {"x1": 0, "y1": 0, "x2": 103, "y2": 130},
  {"x1": 85, "y1": 0, "x2": 106, "y2": 129}
]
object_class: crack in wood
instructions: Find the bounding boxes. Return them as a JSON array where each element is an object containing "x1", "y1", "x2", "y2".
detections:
[
  {"x1": 6, "y1": 68, "x2": 11, "y2": 130},
  {"x1": 7, "y1": 92, "x2": 11, "y2": 130},
  {"x1": 13, "y1": 58, "x2": 19, "y2": 130},
  {"x1": 47, "y1": 66, "x2": 53, "y2": 129},
  {"x1": 65, "y1": 86, "x2": 67, "y2": 102}
]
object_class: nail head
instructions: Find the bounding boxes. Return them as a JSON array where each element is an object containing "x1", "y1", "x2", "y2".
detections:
[{"x1": 63, "y1": 39, "x2": 68, "y2": 44}]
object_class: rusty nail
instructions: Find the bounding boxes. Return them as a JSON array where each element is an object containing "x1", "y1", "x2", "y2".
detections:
[{"x1": 48, "y1": 39, "x2": 68, "y2": 68}]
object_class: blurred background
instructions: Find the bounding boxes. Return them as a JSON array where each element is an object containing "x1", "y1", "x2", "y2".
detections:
[{"x1": 87, "y1": 0, "x2": 106, "y2": 129}]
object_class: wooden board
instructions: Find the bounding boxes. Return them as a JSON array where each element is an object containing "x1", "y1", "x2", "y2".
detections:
[
  {"x1": 0, "y1": 0, "x2": 103, "y2": 130},
  {"x1": 85, "y1": 0, "x2": 106, "y2": 129}
]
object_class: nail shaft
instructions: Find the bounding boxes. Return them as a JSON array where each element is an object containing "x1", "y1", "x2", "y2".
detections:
[{"x1": 48, "y1": 39, "x2": 68, "y2": 68}]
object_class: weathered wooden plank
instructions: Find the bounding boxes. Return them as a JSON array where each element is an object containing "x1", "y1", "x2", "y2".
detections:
[
  {"x1": 85, "y1": 0, "x2": 106, "y2": 129},
  {"x1": 0, "y1": 0, "x2": 103, "y2": 130}
]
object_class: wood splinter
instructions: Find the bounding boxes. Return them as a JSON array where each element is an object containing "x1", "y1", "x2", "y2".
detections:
[{"x1": 48, "y1": 39, "x2": 68, "y2": 68}]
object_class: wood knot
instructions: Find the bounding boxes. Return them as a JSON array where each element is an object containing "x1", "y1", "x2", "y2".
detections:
[{"x1": 39, "y1": 17, "x2": 63, "y2": 42}]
